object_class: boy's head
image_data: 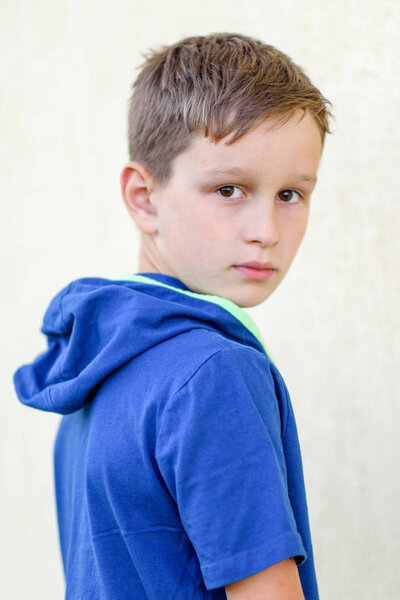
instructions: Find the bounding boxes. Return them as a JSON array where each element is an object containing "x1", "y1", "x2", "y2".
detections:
[{"x1": 121, "y1": 33, "x2": 332, "y2": 307}]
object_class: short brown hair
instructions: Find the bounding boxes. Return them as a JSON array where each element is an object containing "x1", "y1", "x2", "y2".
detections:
[{"x1": 127, "y1": 32, "x2": 332, "y2": 186}]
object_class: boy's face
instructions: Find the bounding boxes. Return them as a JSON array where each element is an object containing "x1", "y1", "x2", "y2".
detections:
[{"x1": 128, "y1": 110, "x2": 322, "y2": 308}]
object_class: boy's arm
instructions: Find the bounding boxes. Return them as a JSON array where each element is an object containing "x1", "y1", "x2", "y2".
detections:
[
  {"x1": 224, "y1": 558, "x2": 305, "y2": 600},
  {"x1": 156, "y1": 347, "x2": 307, "y2": 592}
]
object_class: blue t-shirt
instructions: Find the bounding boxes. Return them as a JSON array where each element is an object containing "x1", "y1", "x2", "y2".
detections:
[{"x1": 13, "y1": 273, "x2": 319, "y2": 599}]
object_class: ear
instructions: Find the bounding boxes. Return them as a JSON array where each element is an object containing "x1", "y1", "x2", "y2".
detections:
[{"x1": 120, "y1": 161, "x2": 158, "y2": 234}]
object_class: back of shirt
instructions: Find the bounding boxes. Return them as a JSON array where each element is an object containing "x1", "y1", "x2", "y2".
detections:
[{"x1": 14, "y1": 273, "x2": 319, "y2": 599}]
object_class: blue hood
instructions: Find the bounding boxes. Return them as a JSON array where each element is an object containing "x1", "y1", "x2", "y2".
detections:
[{"x1": 13, "y1": 273, "x2": 266, "y2": 415}]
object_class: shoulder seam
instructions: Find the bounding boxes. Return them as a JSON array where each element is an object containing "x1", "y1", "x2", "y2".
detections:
[{"x1": 155, "y1": 346, "x2": 268, "y2": 452}]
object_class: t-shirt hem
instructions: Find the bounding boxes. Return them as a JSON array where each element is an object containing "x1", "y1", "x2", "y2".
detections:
[{"x1": 201, "y1": 530, "x2": 306, "y2": 590}]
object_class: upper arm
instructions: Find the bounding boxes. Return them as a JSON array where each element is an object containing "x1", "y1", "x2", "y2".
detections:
[
  {"x1": 225, "y1": 558, "x2": 305, "y2": 600},
  {"x1": 156, "y1": 347, "x2": 306, "y2": 590}
]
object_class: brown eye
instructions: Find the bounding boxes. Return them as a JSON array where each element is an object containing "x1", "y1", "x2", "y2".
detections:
[
  {"x1": 277, "y1": 190, "x2": 301, "y2": 203},
  {"x1": 217, "y1": 185, "x2": 242, "y2": 199},
  {"x1": 219, "y1": 186, "x2": 234, "y2": 197}
]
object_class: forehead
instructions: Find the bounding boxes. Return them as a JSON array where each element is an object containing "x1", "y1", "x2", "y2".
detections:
[{"x1": 173, "y1": 110, "x2": 322, "y2": 179}]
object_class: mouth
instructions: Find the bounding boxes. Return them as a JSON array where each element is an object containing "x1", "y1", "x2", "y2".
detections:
[{"x1": 233, "y1": 262, "x2": 276, "y2": 281}]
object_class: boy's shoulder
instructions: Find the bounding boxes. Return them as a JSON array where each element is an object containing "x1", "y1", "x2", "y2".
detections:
[
  {"x1": 115, "y1": 324, "x2": 291, "y2": 441},
  {"x1": 164, "y1": 327, "x2": 288, "y2": 410},
  {"x1": 93, "y1": 272, "x2": 277, "y2": 395},
  {"x1": 147, "y1": 324, "x2": 267, "y2": 373},
  {"x1": 125, "y1": 321, "x2": 278, "y2": 396}
]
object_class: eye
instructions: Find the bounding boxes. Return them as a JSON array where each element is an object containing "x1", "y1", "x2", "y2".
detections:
[
  {"x1": 277, "y1": 189, "x2": 302, "y2": 204},
  {"x1": 217, "y1": 185, "x2": 244, "y2": 199}
]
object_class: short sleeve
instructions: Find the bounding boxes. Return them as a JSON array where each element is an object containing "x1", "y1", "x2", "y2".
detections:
[{"x1": 155, "y1": 347, "x2": 306, "y2": 590}]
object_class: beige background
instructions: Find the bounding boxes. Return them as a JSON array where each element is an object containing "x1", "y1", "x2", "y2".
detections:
[{"x1": 1, "y1": 0, "x2": 399, "y2": 598}]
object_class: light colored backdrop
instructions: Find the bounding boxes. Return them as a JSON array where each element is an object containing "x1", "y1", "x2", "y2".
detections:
[{"x1": 1, "y1": 0, "x2": 399, "y2": 598}]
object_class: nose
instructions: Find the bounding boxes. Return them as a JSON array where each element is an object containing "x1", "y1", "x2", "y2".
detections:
[{"x1": 242, "y1": 201, "x2": 280, "y2": 247}]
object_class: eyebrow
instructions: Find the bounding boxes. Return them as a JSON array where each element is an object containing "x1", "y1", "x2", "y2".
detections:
[
  {"x1": 205, "y1": 166, "x2": 252, "y2": 178},
  {"x1": 204, "y1": 166, "x2": 317, "y2": 184},
  {"x1": 296, "y1": 174, "x2": 318, "y2": 184}
]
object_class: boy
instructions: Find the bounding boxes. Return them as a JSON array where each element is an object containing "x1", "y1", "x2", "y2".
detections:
[{"x1": 14, "y1": 33, "x2": 331, "y2": 599}]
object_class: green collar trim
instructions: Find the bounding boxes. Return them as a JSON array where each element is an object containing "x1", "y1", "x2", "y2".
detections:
[{"x1": 113, "y1": 273, "x2": 269, "y2": 357}]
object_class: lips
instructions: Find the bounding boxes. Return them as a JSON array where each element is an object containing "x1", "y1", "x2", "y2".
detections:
[
  {"x1": 236, "y1": 261, "x2": 275, "y2": 269},
  {"x1": 233, "y1": 262, "x2": 276, "y2": 281}
]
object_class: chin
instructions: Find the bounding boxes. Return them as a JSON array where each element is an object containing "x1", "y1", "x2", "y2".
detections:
[
  {"x1": 194, "y1": 278, "x2": 275, "y2": 308},
  {"x1": 226, "y1": 288, "x2": 274, "y2": 308},
  {"x1": 236, "y1": 297, "x2": 268, "y2": 308}
]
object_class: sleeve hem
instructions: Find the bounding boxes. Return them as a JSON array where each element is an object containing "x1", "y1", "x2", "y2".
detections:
[{"x1": 201, "y1": 530, "x2": 306, "y2": 590}]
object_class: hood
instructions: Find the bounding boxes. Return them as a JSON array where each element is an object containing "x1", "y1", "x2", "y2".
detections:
[{"x1": 13, "y1": 272, "x2": 267, "y2": 415}]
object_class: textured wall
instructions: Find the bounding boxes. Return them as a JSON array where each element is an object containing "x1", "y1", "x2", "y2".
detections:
[{"x1": 1, "y1": 0, "x2": 399, "y2": 598}]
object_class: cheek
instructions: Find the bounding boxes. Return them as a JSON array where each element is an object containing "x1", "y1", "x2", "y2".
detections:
[
  {"x1": 282, "y1": 215, "x2": 309, "y2": 255},
  {"x1": 160, "y1": 211, "x2": 215, "y2": 261},
  {"x1": 190, "y1": 210, "x2": 235, "y2": 250},
  {"x1": 159, "y1": 194, "x2": 237, "y2": 262},
  {"x1": 295, "y1": 218, "x2": 309, "y2": 244}
]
